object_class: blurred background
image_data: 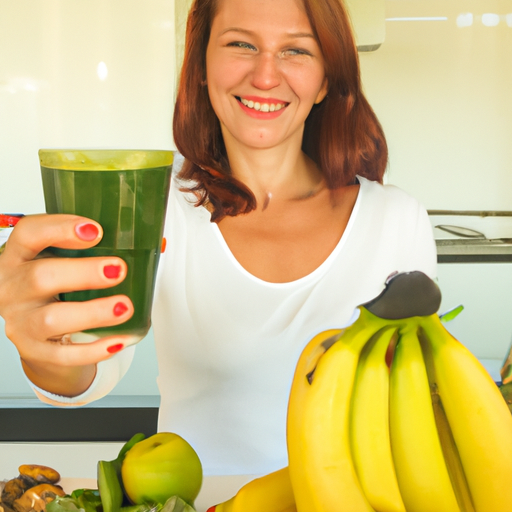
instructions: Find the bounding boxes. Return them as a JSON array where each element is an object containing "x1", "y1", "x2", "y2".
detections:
[{"x1": 1, "y1": 0, "x2": 511, "y2": 400}]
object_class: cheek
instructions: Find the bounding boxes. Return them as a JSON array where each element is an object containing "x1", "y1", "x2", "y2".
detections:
[
  {"x1": 295, "y1": 75, "x2": 326, "y2": 105},
  {"x1": 207, "y1": 58, "x2": 241, "y2": 101}
]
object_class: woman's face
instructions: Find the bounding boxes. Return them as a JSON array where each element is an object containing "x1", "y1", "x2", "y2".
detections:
[{"x1": 205, "y1": 0, "x2": 328, "y2": 152}]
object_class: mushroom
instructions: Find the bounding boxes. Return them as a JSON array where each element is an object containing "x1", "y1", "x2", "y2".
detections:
[
  {"x1": 0, "y1": 503, "x2": 17, "y2": 512},
  {"x1": 17, "y1": 467, "x2": 60, "y2": 486},
  {"x1": 1, "y1": 479, "x2": 32, "y2": 507},
  {"x1": 12, "y1": 484, "x2": 65, "y2": 512}
]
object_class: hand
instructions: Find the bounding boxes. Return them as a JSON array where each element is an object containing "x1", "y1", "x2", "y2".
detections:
[{"x1": 0, "y1": 214, "x2": 134, "y2": 396}]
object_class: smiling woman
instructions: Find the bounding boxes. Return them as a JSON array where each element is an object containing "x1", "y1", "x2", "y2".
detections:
[{"x1": 0, "y1": 0, "x2": 438, "y2": 477}]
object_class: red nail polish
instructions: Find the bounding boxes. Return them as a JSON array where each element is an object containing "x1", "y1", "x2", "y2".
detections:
[
  {"x1": 107, "y1": 343, "x2": 124, "y2": 354},
  {"x1": 161, "y1": 237, "x2": 167, "y2": 254},
  {"x1": 113, "y1": 302, "x2": 128, "y2": 316},
  {"x1": 75, "y1": 222, "x2": 99, "y2": 241},
  {"x1": 104, "y1": 265, "x2": 121, "y2": 279}
]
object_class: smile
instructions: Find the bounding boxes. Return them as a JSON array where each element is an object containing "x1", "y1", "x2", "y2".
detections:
[{"x1": 236, "y1": 96, "x2": 288, "y2": 112}]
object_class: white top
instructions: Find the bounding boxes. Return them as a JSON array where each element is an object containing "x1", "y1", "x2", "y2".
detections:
[{"x1": 32, "y1": 173, "x2": 438, "y2": 476}]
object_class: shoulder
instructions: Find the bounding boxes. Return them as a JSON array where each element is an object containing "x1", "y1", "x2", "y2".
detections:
[
  {"x1": 357, "y1": 175, "x2": 423, "y2": 210},
  {"x1": 355, "y1": 175, "x2": 432, "y2": 235},
  {"x1": 354, "y1": 176, "x2": 437, "y2": 279}
]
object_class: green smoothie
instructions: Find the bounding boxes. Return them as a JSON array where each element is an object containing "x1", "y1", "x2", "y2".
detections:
[{"x1": 39, "y1": 149, "x2": 173, "y2": 341}]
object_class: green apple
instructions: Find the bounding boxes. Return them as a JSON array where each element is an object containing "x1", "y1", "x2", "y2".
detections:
[{"x1": 121, "y1": 432, "x2": 203, "y2": 506}]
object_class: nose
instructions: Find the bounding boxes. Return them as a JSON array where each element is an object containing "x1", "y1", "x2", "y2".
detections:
[{"x1": 250, "y1": 52, "x2": 281, "y2": 90}]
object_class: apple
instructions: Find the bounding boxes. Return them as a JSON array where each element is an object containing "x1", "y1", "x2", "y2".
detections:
[{"x1": 121, "y1": 432, "x2": 203, "y2": 506}]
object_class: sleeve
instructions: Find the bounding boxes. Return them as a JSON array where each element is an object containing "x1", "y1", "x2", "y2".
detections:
[
  {"x1": 403, "y1": 199, "x2": 438, "y2": 280},
  {"x1": 28, "y1": 346, "x2": 136, "y2": 407},
  {"x1": 366, "y1": 178, "x2": 438, "y2": 283}
]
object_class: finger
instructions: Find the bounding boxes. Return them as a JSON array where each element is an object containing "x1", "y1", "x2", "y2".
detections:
[
  {"x1": 29, "y1": 295, "x2": 134, "y2": 341},
  {"x1": 20, "y1": 255, "x2": 128, "y2": 300},
  {"x1": 23, "y1": 332, "x2": 136, "y2": 368},
  {"x1": 4, "y1": 214, "x2": 103, "y2": 263}
]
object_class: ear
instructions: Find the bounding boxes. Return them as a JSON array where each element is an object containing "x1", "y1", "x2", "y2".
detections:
[{"x1": 314, "y1": 77, "x2": 329, "y2": 104}]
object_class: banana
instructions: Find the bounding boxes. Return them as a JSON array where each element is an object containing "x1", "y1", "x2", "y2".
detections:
[
  {"x1": 209, "y1": 467, "x2": 295, "y2": 512},
  {"x1": 389, "y1": 326, "x2": 460, "y2": 512},
  {"x1": 420, "y1": 314, "x2": 512, "y2": 512},
  {"x1": 287, "y1": 307, "x2": 389, "y2": 512},
  {"x1": 429, "y1": 389, "x2": 476, "y2": 512},
  {"x1": 350, "y1": 326, "x2": 406, "y2": 512},
  {"x1": 418, "y1": 325, "x2": 476, "y2": 512}
]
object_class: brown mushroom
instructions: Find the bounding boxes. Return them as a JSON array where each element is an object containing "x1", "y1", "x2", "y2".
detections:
[
  {"x1": 12, "y1": 484, "x2": 65, "y2": 512},
  {"x1": 1, "y1": 479, "x2": 32, "y2": 507},
  {"x1": 0, "y1": 502, "x2": 17, "y2": 512},
  {"x1": 17, "y1": 467, "x2": 60, "y2": 486}
]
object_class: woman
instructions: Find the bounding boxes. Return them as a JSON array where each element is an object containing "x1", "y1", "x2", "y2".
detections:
[{"x1": 0, "y1": 0, "x2": 436, "y2": 475}]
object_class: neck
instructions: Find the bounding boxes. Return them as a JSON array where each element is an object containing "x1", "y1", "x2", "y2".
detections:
[{"x1": 222, "y1": 136, "x2": 324, "y2": 209}]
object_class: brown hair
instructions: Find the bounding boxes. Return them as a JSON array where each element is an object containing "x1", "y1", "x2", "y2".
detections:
[{"x1": 173, "y1": 0, "x2": 388, "y2": 222}]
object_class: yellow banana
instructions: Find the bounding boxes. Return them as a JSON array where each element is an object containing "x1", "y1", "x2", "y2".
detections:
[
  {"x1": 429, "y1": 389, "x2": 476, "y2": 512},
  {"x1": 420, "y1": 314, "x2": 512, "y2": 512},
  {"x1": 418, "y1": 323, "x2": 476, "y2": 512},
  {"x1": 208, "y1": 466, "x2": 295, "y2": 512},
  {"x1": 350, "y1": 326, "x2": 406, "y2": 512},
  {"x1": 389, "y1": 326, "x2": 460, "y2": 512},
  {"x1": 287, "y1": 307, "x2": 388, "y2": 512}
]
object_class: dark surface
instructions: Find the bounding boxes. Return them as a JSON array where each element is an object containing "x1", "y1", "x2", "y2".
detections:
[
  {"x1": 438, "y1": 254, "x2": 512, "y2": 263},
  {"x1": 0, "y1": 396, "x2": 159, "y2": 442},
  {"x1": 0, "y1": 407, "x2": 158, "y2": 442}
]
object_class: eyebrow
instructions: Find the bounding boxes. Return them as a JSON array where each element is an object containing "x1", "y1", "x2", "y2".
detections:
[{"x1": 220, "y1": 27, "x2": 316, "y2": 39}]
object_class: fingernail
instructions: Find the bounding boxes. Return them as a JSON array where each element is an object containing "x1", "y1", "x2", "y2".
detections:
[
  {"x1": 75, "y1": 222, "x2": 100, "y2": 241},
  {"x1": 113, "y1": 302, "x2": 129, "y2": 316},
  {"x1": 161, "y1": 237, "x2": 167, "y2": 254},
  {"x1": 104, "y1": 264, "x2": 121, "y2": 279},
  {"x1": 107, "y1": 343, "x2": 124, "y2": 354}
]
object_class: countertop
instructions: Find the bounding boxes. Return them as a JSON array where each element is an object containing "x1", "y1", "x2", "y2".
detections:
[{"x1": 0, "y1": 442, "x2": 255, "y2": 512}]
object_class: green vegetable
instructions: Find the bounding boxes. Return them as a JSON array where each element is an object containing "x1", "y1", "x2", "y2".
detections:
[
  {"x1": 98, "y1": 460, "x2": 124, "y2": 512},
  {"x1": 161, "y1": 496, "x2": 196, "y2": 512},
  {"x1": 75, "y1": 490, "x2": 102, "y2": 512},
  {"x1": 46, "y1": 490, "x2": 101, "y2": 512},
  {"x1": 97, "y1": 433, "x2": 146, "y2": 512}
]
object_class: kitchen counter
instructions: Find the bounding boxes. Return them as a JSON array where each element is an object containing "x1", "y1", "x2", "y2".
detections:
[
  {"x1": 0, "y1": 442, "x2": 255, "y2": 512},
  {"x1": 429, "y1": 210, "x2": 512, "y2": 263}
]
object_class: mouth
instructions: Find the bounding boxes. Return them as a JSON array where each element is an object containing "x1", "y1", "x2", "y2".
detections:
[{"x1": 235, "y1": 96, "x2": 289, "y2": 113}]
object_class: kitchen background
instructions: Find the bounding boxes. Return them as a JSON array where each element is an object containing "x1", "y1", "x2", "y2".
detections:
[{"x1": 1, "y1": 0, "x2": 511, "y2": 401}]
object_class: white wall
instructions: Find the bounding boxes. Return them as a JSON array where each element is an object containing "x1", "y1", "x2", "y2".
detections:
[
  {"x1": 0, "y1": 0, "x2": 175, "y2": 397},
  {"x1": 360, "y1": 0, "x2": 512, "y2": 210},
  {"x1": 1, "y1": 0, "x2": 511, "y2": 397},
  {"x1": 0, "y1": 0, "x2": 176, "y2": 214}
]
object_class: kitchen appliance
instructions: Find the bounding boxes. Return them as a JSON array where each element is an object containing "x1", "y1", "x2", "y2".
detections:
[{"x1": 429, "y1": 210, "x2": 512, "y2": 382}]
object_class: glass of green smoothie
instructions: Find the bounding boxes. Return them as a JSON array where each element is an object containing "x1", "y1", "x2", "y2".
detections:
[{"x1": 39, "y1": 149, "x2": 173, "y2": 346}]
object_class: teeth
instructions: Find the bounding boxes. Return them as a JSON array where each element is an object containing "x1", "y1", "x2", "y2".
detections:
[{"x1": 240, "y1": 97, "x2": 286, "y2": 112}]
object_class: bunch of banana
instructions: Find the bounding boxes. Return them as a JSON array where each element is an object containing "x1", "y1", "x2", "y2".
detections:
[
  {"x1": 287, "y1": 271, "x2": 512, "y2": 512},
  {"x1": 209, "y1": 272, "x2": 512, "y2": 512}
]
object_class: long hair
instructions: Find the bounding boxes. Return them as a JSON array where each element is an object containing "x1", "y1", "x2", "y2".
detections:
[{"x1": 173, "y1": 0, "x2": 387, "y2": 222}]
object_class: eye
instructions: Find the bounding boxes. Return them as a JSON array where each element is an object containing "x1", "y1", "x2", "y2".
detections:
[
  {"x1": 227, "y1": 41, "x2": 257, "y2": 51},
  {"x1": 283, "y1": 48, "x2": 312, "y2": 57}
]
